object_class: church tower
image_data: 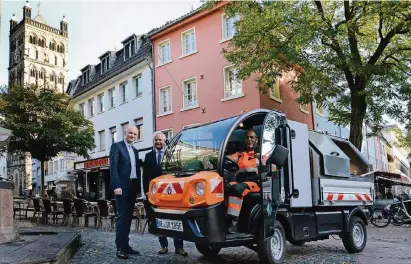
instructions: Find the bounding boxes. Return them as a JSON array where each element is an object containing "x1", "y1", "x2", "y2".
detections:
[
  {"x1": 8, "y1": 1, "x2": 69, "y2": 92},
  {"x1": 7, "y1": 1, "x2": 69, "y2": 196}
]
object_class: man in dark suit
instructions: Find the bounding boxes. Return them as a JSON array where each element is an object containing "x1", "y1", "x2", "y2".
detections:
[
  {"x1": 110, "y1": 125, "x2": 141, "y2": 259},
  {"x1": 143, "y1": 131, "x2": 188, "y2": 256}
]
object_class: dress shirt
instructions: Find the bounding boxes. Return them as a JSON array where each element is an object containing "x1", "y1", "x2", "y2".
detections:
[
  {"x1": 124, "y1": 140, "x2": 137, "y2": 179},
  {"x1": 155, "y1": 148, "x2": 164, "y2": 166}
]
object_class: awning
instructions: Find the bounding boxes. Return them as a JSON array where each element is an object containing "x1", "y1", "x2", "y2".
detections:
[{"x1": 376, "y1": 176, "x2": 411, "y2": 187}]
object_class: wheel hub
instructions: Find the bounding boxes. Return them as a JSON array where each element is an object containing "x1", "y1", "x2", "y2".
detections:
[
  {"x1": 270, "y1": 228, "x2": 284, "y2": 260},
  {"x1": 352, "y1": 223, "x2": 364, "y2": 247}
]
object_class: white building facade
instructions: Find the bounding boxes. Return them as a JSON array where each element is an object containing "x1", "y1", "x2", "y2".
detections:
[{"x1": 67, "y1": 34, "x2": 154, "y2": 200}]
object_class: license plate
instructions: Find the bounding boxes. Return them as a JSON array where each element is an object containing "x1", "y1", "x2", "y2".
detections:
[{"x1": 156, "y1": 219, "x2": 184, "y2": 232}]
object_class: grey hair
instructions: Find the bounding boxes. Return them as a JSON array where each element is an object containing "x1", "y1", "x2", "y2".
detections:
[{"x1": 152, "y1": 131, "x2": 166, "y2": 140}]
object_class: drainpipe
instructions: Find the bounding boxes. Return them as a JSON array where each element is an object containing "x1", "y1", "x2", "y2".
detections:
[{"x1": 146, "y1": 40, "x2": 155, "y2": 135}]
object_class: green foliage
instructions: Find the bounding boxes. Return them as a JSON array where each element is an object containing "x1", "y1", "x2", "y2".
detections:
[
  {"x1": 394, "y1": 127, "x2": 411, "y2": 150},
  {"x1": 218, "y1": 0, "x2": 411, "y2": 149},
  {"x1": 0, "y1": 84, "x2": 95, "y2": 161}
]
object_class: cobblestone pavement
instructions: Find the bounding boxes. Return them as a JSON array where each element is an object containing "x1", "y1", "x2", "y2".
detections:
[{"x1": 14, "y1": 220, "x2": 411, "y2": 264}]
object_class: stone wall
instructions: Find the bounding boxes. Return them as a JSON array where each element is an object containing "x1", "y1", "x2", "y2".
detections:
[{"x1": 0, "y1": 181, "x2": 17, "y2": 244}]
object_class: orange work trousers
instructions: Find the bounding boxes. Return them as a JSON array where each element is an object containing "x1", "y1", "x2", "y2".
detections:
[{"x1": 227, "y1": 181, "x2": 260, "y2": 217}]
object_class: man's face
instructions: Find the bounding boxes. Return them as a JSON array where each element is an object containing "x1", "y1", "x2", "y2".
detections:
[
  {"x1": 245, "y1": 130, "x2": 258, "y2": 150},
  {"x1": 153, "y1": 134, "x2": 165, "y2": 150},
  {"x1": 125, "y1": 127, "x2": 138, "y2": 144}
]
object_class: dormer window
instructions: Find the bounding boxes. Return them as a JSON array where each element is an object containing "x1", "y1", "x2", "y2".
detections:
[
  {"x1": 82, "y1": 69, "x2": 90, "y2": 84},
  {"x1": 101, "y1": 56, "x2": 110, "y2": 73},
  {"x1": 124, "y1": 40, "x2": 136, "y2": 60}
]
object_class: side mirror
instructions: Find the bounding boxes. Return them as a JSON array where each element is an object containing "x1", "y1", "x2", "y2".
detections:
[{"x1": 268, "y1": 145, "x2": 289, "y2": 168}]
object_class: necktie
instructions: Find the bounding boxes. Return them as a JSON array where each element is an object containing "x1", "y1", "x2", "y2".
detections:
[{"x1": 157, "y1": 151, "x2": 162, "y2": 166}]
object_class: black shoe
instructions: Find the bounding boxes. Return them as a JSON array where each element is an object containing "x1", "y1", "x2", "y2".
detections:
[
  {"x1": 175, "y1": 248, "x2": 188, "y2": 256},
  {"x1": 128, "y1": 246, "x2": 140, "y2": 255},
  {"x1": 116, "y1": 249, "x2": 128, "y2": 259},
  {"x1": 158, "y1": 247, "x2": 168, "y2": 254}
]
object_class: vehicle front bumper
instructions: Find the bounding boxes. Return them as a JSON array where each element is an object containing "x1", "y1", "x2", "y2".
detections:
[{"x1": 143, "y1": 200, "x2": 226, "y2": 244}]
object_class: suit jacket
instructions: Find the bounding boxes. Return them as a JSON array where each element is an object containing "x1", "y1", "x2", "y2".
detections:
[
  {"x1": 110, "y1": 141, "x2": 141, "y2": 196},
  {"x1": 142, "y1": 149, "x2": 163, "y2": 194}
]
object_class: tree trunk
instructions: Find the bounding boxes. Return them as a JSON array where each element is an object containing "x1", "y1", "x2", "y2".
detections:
[
  {"x1": 40, "y1": 160, "x2": 46, "y2": 198},
  {"x1": 349, "y1": 91, "x2": 367, "y2": 151}
]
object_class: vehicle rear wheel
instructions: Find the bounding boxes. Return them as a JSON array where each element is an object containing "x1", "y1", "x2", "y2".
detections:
[
  {"x1": 258, "y1": 220, "x2": 287, "y2": 264},
  {"x1": 342, "y1": 216, "x2": 367, "y2": 253},
  {"x1": 195, "y1": 244, "x2": 221, "y2": 256}
]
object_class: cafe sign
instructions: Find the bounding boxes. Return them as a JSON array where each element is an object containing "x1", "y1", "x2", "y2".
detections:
[
  {"x1": 84, "y1": 157, "x2": 109, "y2": 168},
  {"x1": 75, "y1": 157, "x2": 110, "y2": 170}
]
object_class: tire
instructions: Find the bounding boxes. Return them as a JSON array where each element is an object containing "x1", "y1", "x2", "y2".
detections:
[
  {"x1": 195, "y1": 244, "x2": 221, "y2": 257},
  {"x1": 370, "y1": 209, "x2": 391, "y2": 228},
  {"x1": 391, "y1": 209, "x2": 406, "y2": 226},
  {"x1": 342, "y1": 216, "x2": 367, "y2": 253},
  {"x1": 289, "y1": 240, "x2": 306, "y2": 246},
  {"x1": 258, "y1": 220, "x2": 287, "y2": 264}
]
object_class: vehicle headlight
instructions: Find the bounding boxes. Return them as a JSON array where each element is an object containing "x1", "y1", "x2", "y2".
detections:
[
  {"x1": 196, "y1": 182, "x2": 205, "y2": 196},
  {"x1": 152, "y1": 184, "x2": 157, "y2": 195}
]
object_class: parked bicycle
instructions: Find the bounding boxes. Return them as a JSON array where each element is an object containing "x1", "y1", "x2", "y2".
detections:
[
  {"x1": 389, "y1": 197, "x2": 411, "y2": 226},
  {"x1": 368, "y1": 204, "x2": 391, "y2": 228}
]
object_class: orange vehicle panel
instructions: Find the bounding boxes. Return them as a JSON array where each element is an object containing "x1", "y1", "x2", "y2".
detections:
[{"x1": 148, "y1": 171, "x2": 224, "y2": 210}]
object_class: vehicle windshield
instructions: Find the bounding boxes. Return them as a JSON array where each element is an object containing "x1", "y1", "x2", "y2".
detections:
[{"x1": 162, "y1": 116, "x2": 240, "y2": 174}]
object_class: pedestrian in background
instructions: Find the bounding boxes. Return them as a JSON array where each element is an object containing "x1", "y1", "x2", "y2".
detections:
[
  {"x1": 143, "y1": 131, "x2": 188, "y2": 256},
  {"x1": 110, "y1": 125, "x2": 142, "y2": 259}
]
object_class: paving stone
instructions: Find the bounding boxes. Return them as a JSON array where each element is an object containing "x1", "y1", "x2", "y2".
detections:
[{"x1": 12, "y1": 220, "x2": 411, "y2": 264}]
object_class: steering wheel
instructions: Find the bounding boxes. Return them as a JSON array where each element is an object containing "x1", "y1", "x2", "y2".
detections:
[{"x1": 223, "y1": 156, "x2": 239, "y2": 172}]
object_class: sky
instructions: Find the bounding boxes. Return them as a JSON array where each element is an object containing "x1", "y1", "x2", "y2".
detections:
[{"x1": 0, "y1": 0, "x2": 203, "y2": 86}]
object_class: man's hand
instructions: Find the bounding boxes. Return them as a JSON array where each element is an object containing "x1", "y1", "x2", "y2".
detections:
[{"x1": 114, "y1": 188, "x2": 122, "y2": 196}]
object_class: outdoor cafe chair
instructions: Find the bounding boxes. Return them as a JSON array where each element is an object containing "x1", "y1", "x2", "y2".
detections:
[
  {"x1": 31, "y1": 198, "x2": 46, "y2": 224},
  {"x1": 61, "y1": 198, "x2": 76, "y2": 226},
  {"x1": 96, "y1": 199, "x2": 115, "y2": 232},
  {"x1": 73, "y1": 198, "x2": 98, "y2": 228},
  {"x1": 42, "y1": 198, "x2": 64, "y2": 224}
]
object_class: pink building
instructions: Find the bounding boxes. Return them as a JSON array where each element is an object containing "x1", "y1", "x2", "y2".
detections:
[{"x1": 149, "y1": 3, "x2": 314, "y2": 138}]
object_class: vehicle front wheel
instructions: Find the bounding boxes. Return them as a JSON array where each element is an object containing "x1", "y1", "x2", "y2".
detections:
[
  {"x1": 342, "y1": 216, "x2": 367, "y2": 253},
  {"x1": 195, "y1": 244, "x2": 221, "y2": 257},
  {"x1": 258, "y1": 220, "x2": 287, "y2": 264}
]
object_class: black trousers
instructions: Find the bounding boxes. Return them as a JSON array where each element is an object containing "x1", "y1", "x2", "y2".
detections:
[
  {"x1": 158, "y1": 236, "x2": 183, "y2": 249},
  {"x1": 115, "y1": 179, "x2": 139, "y2": 251}
]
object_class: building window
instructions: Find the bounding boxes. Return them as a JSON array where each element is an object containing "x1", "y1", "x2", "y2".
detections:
[
  {"x1": 35, "y1": 50, "x2": 39, "y2": 59},
  {"x1": 44, "y1": 53, "x2": 49, "y2": 63},
  {"x1": 124, "y1": 40, "x2": 136, "y2": 60},
  {"x1": 162, "y1": 129, "x2": 173, "y2": 141},
  {"x1": 269, "y1": 78, "x2": 282, "y2": 102},
  {"x1": 134, "y1": 74, "x2": 142, "y2": 97},
  {"x1": 183, "y1": 77, "x2": 198, "y2": 109},
  {"x1": 55, "y1": 56, "x2": 58, "y2": 66},
  {"x1": 30, "y1": 68, "x2": 36, "y2": 77},
  {"x1": 223, "y1": 65, "x2": 242, "y2": 98},
  {"x1": 134, "y1": 118, "x2": 144, "y2": 141},
  {"x1": 101, "y1": 56, "x2": 109, "y2": 73},
  {"x1": 109, "y1": 127, "x2": 116, "y2": 145},
  {"x1": 88, "y1": 98, "x2": 94, "y2": 117},
  {"x1": 159, "y1": 86, "x2": 172, "y2": 114},
  {"x1": 222, "y1": 14, "x2": 239, "y2": 40},
  {"x1": 99, "y1": 130, "x2": 106, "y2": 151},
  {"x1": 181, "y1": 28, "x2": 196, "y2": 56},
  {"x1": 300, "y1": 104, "x2": 309, "y2": 114},
  {"x1": 121, "y1": 82, "x2": 127, "y2": 103},
  {"x1": 60, "y1": 160, "x2": 64, "y2": 172},
  {"x1": 54, "y1": 160, "x2": 58, "y2": 173},
  {"x1": 121, "y1": 122, "x2": 129, "y2": 139},
  {"x1": 82, "y1": 69, "x2": 90, "y2": 85},
  {"x1": 158, "y1": 39, "x2": 171, "y2": 65},
  {"x1": 79, "y1": 103, "x2": 85, "y2": 116},
  {"x1": 108, "y1": 88, "x2": 115, "y2": 108},
  {"x1": 98, "y1": 93, "x2": 104, "y2": 113}
]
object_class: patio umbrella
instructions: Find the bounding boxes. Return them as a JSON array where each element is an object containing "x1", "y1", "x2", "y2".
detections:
[{"x1": 0, "y1": 127, "x2": 12, "y2": 148}]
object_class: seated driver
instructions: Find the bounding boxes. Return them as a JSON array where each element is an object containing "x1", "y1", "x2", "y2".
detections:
[{"x1": 225, "y1": 129, "x2": 261, "y2": 233}]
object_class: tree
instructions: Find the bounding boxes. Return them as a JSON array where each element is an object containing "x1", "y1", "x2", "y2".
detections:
[
  {"x1": 0, "y1": 84, "x2": 95, "y2": 197},
  {"x1": 213, "y1": 0, "x2": 411, "y2": 149}
]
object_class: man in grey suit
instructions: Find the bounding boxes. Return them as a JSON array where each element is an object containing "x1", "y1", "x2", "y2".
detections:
[{"x1": 110, "y1": 126, "x2": 141, "y2": 259}]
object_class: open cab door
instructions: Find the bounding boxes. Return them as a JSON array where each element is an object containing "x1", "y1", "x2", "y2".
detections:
[{"x1": 260, "y1": 111, "x2": 289, "y2": 239}]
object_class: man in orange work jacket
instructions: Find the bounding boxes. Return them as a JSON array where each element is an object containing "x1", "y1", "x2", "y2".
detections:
[{"x1": 225, "y1": 129, "x2": 261, "y2": 233}]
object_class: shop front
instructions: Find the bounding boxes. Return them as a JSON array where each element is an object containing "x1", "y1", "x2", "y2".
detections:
[
  {"x1": 371, "y1": 171, "x2": 411, "y2": 209},
  {"x1": 73, "y1": 156, "x2": 113, "y2": 201}
]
